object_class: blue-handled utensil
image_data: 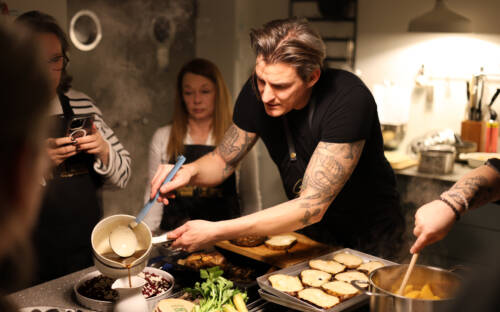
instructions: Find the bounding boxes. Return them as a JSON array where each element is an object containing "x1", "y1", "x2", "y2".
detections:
[
  {"x1": 133, "y1": 155, "x2": 186, "y2": 227},
  {"x1": 109, "y1": 155, "x2": 186, "y2": 257}
]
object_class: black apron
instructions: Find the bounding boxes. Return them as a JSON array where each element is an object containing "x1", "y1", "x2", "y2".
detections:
[
  {"x1": 160, "y1": 145, "x2": 240, "y2": 231},
  {"x1": 279, "y1": 98, "x2": 404, "y2": 258},
  {"x1": 32, "y1": 93, "x2": 103, "y2": 284}
]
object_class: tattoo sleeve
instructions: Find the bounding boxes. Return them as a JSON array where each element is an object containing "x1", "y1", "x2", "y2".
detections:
[
  {"x1": 298, "y1": 140, "x2": 365, "y2": 226},
  {"x1": 214, "y1": 124, "x2": 258, "y2": 179},
  {"x1": 446, "y1": 175, "x2": 494, "y2": 210}
]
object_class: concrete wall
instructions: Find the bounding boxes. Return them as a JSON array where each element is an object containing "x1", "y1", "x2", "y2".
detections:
[
  {"x1": 66, "y1": 0, "x2": 196, "y2": 216},
  {"x1": 4, "y1": 0, "x2": 66, "y2": 26}
]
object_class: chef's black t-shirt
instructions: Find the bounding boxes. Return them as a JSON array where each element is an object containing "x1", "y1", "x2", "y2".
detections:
[{"x1": 233, "y1": 68, "x2": 404, "y2": 257}]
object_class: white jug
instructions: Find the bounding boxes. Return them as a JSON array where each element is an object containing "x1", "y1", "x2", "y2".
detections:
[{"x1": 111, "y1": 275, "x2": 148, "y2": 312}]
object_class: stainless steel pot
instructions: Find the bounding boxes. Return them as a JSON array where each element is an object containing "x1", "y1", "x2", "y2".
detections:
[
  {"x1": 418, "y1": 145, "x2": 456, "y2": 174},
  {"x1": 352, "y1": 264, "x2": 461, "y2": 312}
]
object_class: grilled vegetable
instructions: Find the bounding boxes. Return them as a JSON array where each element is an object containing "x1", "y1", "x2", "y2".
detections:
[
  {"x1": 223, "y1": 304, "x2": 238, "y2": 312},
  {"x1": 232, "y1": 293, "x2": 248, "y2": 312}
]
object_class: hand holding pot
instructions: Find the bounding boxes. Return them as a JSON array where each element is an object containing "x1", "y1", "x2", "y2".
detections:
[{"x1": 411, "y1": 199, "x2": 456, "y2": 254}]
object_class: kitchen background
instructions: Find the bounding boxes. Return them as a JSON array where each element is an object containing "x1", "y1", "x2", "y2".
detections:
[{"x1": 5, "y1": 0, "x2": 500, "y2": 267}]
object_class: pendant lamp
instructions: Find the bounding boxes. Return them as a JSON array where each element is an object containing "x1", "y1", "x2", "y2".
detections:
[{"x1": 408, "y1": 0, "x2": 471, "y2": 33}]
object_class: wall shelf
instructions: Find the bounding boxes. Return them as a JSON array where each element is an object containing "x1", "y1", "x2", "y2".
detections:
[{"x1": 289, "y1": 0, "x2": 358, "y2": 70}]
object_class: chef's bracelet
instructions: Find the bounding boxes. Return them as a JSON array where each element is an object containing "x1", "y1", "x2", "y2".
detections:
[
  {"x1": 439, "y1": 196, "x2": 461, "y2": 221},
  {"x1": 442, "y1": 191, "x2": 469, "y2": 212}
]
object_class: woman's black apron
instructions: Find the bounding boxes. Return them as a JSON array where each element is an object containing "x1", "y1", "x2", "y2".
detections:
[
  {"x1": 278, "y1": 98, "x2": 404, "y2": 259},
  {"x1": 160, "y1": 145, "x2": 240, "y2": 231},
  {"x1": 32, "y1": 93, "x2": 103, "y2": 284}
]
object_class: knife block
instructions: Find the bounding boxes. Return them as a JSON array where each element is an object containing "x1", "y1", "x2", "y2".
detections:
[{"x1": 461, "y1": 120, "x2": 487, "y2": 152}]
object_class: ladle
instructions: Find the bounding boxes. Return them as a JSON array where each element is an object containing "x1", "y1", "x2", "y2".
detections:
[
  {"x1": 397, "y1": 253, "x2": 419, "y2": 295},
  {"x1": 109, "y1": 155, "x2": 186, "y2": 257}
]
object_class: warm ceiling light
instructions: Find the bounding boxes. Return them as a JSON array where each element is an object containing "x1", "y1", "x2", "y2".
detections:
[{"x1": 408, "y1": 0, "x2": 471, "y2": 33}]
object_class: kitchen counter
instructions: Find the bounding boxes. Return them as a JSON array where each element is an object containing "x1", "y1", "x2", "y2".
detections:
[
  {"x1": 7, "y1": 264, "x2": 369, "y2": 312},
  {"x1": 8, "y1": 267, "x2": 95, "y2": 311},
  {"x1": 394, "y1": 162, "x2": 474, "y2": 183}
]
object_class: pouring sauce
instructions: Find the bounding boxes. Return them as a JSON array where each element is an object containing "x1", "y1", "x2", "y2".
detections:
[{"x1": 101, "y1": 249, "x2": 147, "y2": 288}]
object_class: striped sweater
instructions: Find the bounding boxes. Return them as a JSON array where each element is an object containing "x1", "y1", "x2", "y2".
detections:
[{"x1": 52, "y1": 89, "x2": 131, "y2": 189}]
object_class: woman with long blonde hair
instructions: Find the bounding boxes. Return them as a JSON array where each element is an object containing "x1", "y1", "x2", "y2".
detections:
[{"x1": 144, "y1": 58, "x2": 261, "y2": 232}]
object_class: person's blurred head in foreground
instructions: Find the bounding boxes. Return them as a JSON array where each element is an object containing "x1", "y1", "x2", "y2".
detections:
[{"x1": 0, "y1": 19, "x2": 51, "y2": 263}]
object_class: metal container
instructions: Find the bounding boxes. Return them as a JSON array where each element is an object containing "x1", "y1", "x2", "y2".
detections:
[
  {"x1": 352, "y1": 264, "x2": 461, "y2": 312},
  {"x1": 257, "y1": 248, "x2": 396, "y2": 312},
  {"x1": 418, "y1": 145, "x2": 456, "y2": 174},
  {"x1": 381, "y1": 124, "x2": 407, "y2": 150}
]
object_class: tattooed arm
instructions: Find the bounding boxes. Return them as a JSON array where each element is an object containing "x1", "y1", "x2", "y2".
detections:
[
  {"x1": 150, "y1": 123, "x2": 258, "y2": 202},
  {"x1": 411, "y1": 164, "x2": 500, "y2": 254},
  {"x1": 167, "y1": 140, "x2": 365, "y2": 252}
]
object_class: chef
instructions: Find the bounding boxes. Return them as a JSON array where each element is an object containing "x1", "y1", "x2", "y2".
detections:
[{"x1": 150, "y1": 17, "x2": 404, "y2": 258}]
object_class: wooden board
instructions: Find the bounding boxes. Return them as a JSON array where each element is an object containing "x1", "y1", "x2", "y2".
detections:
[
  {"x1": 215, "y1": 232, "x2": 336, "y2": 268},
  {"x1": 384, "y1": 151, "x2": 418, "y2": 170},
  {"x1": 391, "y1": 159, "x2": 418, "y2": 170}
]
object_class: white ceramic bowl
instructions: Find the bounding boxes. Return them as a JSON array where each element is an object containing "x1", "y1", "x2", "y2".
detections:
[
  {"x1": 459, "y1": 152, "x2": 500, "y2": 168},
  {"x1": 74, "y1": 267, "x2": 174, "y2": 312}
]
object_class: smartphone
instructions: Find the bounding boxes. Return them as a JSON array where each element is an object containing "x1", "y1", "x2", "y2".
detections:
[{"x1": 66, "y1": 114, "x2": 94, "y2": 140}]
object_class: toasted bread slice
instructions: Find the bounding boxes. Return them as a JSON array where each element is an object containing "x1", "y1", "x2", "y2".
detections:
[
  {"x1": 265, "y1": 234, "x2": 297, "y2": 250},
  {"x1": 297, "y1": 288, "x2": 340, "y2": 309},
  {"x1": 335, "y1": 271, "x2": 368, "y2": 287},
  {"x1": 268, "y1": 274, "x2": 304, "y2": 295},
  {"x1": 333, "y1": 253, "x2": 363, "y2": 269},
  {"x1": 154, "y1": 298, "x2": 195, "y2": 312},
  {"x1": 358, "y1": 261, "x2": 384, "y2": 274},
  {"x1": 309, "y1": 259, "x2": 346, "y2": 274},
  {"x1": 321, "y1": 280, "x2": 359, "y2": 301},
  {"x1": 300, "y1": 269, "x2": 332, "y2": 287}
]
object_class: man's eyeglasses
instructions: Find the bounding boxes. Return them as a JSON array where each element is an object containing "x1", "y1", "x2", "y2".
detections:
[{"x1": 47, "y1": 54, "x2": 69, "y2": 71}]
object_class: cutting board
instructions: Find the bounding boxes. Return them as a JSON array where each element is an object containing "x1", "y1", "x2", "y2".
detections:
[
  {"x1": 384, "y1": 151, "x2": 418, "y2": 170},
  {"x1": 215, "y1": 232, "x2": 335, "y2": 268}
]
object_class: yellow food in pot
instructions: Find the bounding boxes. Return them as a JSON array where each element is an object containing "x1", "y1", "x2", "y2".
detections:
[{"x1": 401, "y1": 283, "x2": 441, "y2": 300}]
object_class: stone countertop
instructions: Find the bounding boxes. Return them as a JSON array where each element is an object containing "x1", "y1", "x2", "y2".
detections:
[
  {"x1": 8, "y1": 267, "x2": 95, "y2": 311},
  {"x1": 394, "y1": 162, "x2": 475, "y2": 183}
]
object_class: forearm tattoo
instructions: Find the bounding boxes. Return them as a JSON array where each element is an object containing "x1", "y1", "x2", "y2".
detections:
[
  {"x1": 299, "y1": 141, "x2": 364, "y2": 226},
  {"x1": 214, "y1": 124, "x2": 257, "y2": 179},
  {"x1": 447, "y1": 175, "x2": 493, "y2": 209}
]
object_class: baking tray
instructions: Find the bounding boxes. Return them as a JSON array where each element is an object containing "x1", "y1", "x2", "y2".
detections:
[
  {"x1": 259, "y1": 288, "x2": 317, "y2": 312},
  {"x1": 257, "y1": 248, "x2": 396, "y2": 312}
]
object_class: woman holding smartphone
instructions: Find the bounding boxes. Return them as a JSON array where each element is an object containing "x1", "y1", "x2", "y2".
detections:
[
  {"x1": 16, "y1": 11, "x2": 131, "y2": 284},
  {"x1": 143, "y1": 58, "x2": 261, "y2": 233}
]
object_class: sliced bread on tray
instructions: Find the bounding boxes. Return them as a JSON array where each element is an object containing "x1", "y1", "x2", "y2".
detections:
[
  {"x1": 298, "y1": 288, "x2": 340, "y2": 309},
  {"x1": 335, "y1": 271, "x2": 368, "y2": 287},
  {"x1": 309, "y1": 259, "x2": 346, "y2": 274},
  {"x1": 300, "y1": 269, "x2": 332, "y2": 287},
  {"x1": 357, "y1": 261, "x2": 384, "y2": 274},
  {"x1": 321, "y1": 280, "x2": 359, "y2": 301},
  {"x1": 333, "y1": 252, "x2": 363, "y2": 269},
  {"x1": 268, "y1": 274, "x2": 304, "y2": 295}
]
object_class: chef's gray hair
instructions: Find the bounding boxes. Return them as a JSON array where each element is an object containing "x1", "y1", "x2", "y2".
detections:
[{"x1": 250, "y1": 18, "x2": 326, "y2": 81}]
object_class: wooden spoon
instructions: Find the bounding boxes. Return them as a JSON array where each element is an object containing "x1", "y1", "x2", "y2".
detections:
[{"x1": 397, "y1": 253, "x2": 419, "y2": 295}]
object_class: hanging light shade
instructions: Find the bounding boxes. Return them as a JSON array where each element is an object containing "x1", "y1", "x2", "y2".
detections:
[{"x1": 408, "y1": 0, "x2": 471, "y2": 33}]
